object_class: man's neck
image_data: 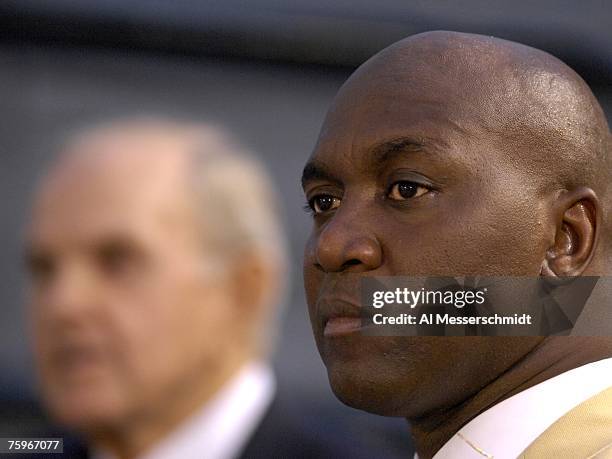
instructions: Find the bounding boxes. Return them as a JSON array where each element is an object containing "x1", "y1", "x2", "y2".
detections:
[{"x1": 408, "y1": 336, "x2": 612, "y2": 459}]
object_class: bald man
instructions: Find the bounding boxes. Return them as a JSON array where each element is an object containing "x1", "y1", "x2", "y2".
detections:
[
  {"x1": 24, "y1": 118, "x2": 394, "y2": 459},
  {"x1": 302, "y1": 32, "x2": 612, "y2": 458}
]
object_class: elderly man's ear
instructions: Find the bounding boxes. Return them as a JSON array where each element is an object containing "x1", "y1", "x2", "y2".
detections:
[
  {"x1": 230, "y1": 249, "x2": 280, "y2": 318},
  {"x1": 541, "y1": 188, "x2": 601, "y2": 277}
]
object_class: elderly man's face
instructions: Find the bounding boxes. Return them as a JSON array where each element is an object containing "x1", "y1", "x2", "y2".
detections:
[
  {"x1": 302, "y1": 63, "x2": 550, "y2": 416},
  {"x1": 26, "y1": 143, "x2": 238, "y2": 430}
]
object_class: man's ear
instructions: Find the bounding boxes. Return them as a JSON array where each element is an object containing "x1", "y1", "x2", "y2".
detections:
[
  {"x1": 541, "y1": 187, "x2": 601, "y2": 277},
  {"x1": 230, "y1": 249, "x2": 278, "y2": 320}
]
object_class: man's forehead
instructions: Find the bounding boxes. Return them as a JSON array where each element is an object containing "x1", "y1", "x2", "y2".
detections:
[
  {"x1": 307, "y1": 95, "x2": 473, "y2": 179},
  {"x1": 320, "y1": 58, "x2": 508, "y2": 149},
  {"x1": 31, "y1": 141, "x2": 196, "y2": 240},
  {"x1": 306, "y1": 31, "x2": 595, "y2": 180},
  {"x1": 47, "y1": 130, "x2": 194, "y2": 192}
]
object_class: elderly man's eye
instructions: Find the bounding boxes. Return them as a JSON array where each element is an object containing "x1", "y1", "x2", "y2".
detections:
[
  {"x1": 26, "y1": 252, "x2": 56, "y2": 285},
  {"x1": 387, "y1": 181, "x2": 430, "y2": 200},
  {"x1": 306, "y1": 195, "x2": 341, "y2": 215},
  {"x1": 95, "y1": 240, "x2": 142, "y2": 278}
]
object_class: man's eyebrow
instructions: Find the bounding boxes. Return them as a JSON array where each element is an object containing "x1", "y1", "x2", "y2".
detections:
[
  {"x1": 369, "y1": 137, "x2": 432, "y2": 164},
  {"x1": 301, "y1": 137, "x2": 445, "y2": 188},
  {"x1": 23, "y1": 244, "x2": 52, "y2": 269},
  {"x1": 301, "y1": 161, "x2": 341, "y2": 188}
]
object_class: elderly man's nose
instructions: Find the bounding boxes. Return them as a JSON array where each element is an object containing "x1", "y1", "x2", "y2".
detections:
[
  {"x1": 315, "y1": 222, "x2": 382, "y2": 273},
  {"x1": 43, "y1": 265, "x2": 97, "y2": 317}
]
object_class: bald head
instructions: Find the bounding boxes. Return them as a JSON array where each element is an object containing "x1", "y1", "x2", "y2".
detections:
[
  {"x1": 42, "y1": 118, "x2": 286, "y2": 265},
  {"x1": 45, "y1": 118, "x2": 237, "y2": 212},
  {"x1": 338, "y1": 32, "x2": 612, "y2": 180},
  {"x1": 354, "y1": 31, "x2": 608, "y2": 178}
]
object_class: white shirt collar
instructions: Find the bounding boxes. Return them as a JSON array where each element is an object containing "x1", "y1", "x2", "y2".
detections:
[
  {"x1": 94, "y1": 361, "x2": 275, "y2": 459},
  {"x1": 431, "y1": 357, "x2": 612, "y2": 459}
]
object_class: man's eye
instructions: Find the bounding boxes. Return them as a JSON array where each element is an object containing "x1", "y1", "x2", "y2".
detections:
[
  {"x1": 308, "y1": 195, "x2": 341, "y2": 214},
  {"x1": 387, "y1": 181, "x2": 430, "y2": 200},
  {"x1": 96, "y1": 242, "x2": 140, "y2": 278},
  {"x1": 26, "y1": 253, "x2": 56, "y2": 285}
]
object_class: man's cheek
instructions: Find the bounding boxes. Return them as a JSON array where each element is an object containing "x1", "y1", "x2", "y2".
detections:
[{"x1": 303, "y1": 267, "x2": 323, "y2": 312}]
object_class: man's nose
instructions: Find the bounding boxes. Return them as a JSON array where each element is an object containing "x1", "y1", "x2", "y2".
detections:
[
  {"x1": 313, "y1": 211, "x2": 383, "y2": 273},
  {"x1": 41, "y1": 262, "x2": 98, "y2": 320}
]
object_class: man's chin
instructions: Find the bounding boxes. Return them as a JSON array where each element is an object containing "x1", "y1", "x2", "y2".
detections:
[
  {"x1": 45, "y1": 390, "x2": 128, "y2": 431},
  {"x1": 325, "y1": 361, "x2": 420, "y2": 418}
]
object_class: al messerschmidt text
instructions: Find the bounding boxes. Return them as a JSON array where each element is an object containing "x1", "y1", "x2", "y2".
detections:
[{"x1": 373, "y1": 313, "x2": 532, "y2": 326}]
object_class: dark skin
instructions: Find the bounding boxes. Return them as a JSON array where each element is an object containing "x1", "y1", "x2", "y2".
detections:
[{"x1": 302, "y1": 31, "x2": 612, "y2": 458}]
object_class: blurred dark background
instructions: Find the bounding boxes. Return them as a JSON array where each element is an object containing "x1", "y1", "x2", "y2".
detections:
[{"x1": 0, "y1": 0, "x2": 610, "y2": 455}]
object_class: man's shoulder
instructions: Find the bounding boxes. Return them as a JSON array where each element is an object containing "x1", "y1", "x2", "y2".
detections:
[{"x1": 520, "y1": 386, "x2": 612, "y2": 458}]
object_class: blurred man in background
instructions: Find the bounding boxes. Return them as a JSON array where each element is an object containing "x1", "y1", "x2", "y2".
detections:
[{"x1": 24, "y1": 118, "x2": 350, "y2": 459}]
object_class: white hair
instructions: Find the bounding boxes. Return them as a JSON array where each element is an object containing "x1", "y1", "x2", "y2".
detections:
[{"x1": 187, "y1": 125, "x2": 290, "y2": 356}]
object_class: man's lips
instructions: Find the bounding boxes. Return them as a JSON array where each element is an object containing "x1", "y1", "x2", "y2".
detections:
[
  {"x1": 324, "y1": 317, "x2": 363, "y2": 337},
  {"x1": 49, "y1": 341, "x2": 107, "y2": 374},
  {"x1": 318, "y1": 298, "x2": 372, "y2": 337}
]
